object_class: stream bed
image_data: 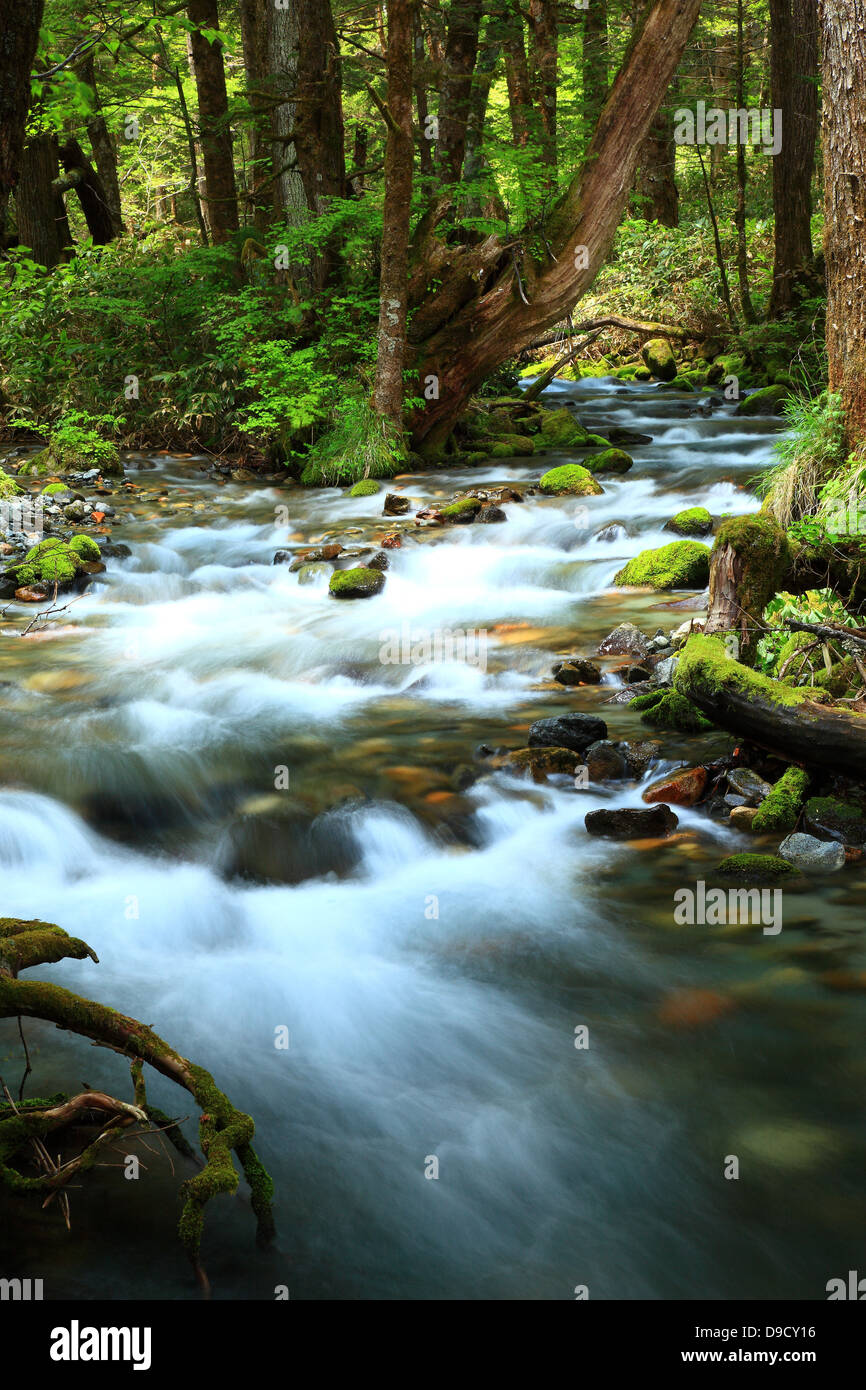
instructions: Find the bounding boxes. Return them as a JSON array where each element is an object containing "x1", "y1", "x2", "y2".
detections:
[{"x1": 1, "y1": 378, "x2": 864, "y2": 1300}]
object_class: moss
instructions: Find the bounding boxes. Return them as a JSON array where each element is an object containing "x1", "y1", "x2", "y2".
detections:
[
  {"x1": 328, "y1": 566, "x2": 385, "y2": 598},
  {"x1": 538, "y1": 464, "x2": 603, "y2": 497},
  {"x1": 348, "y1": 478, "x2": 381, "y2": 497},
  {"x1": 0, "y1": 471, "x2": 23, "y2": 499},
  {"x1": 18, "y1": 431, "x2": 122, "y2": 477},
  {"x1": 630, "y1": 688, "x2": 714, "y2": 732},
  {"x1": 14, "y1": 538, "x2": 84, "y2": 589},
  {"x1": 583, "y1": 447, "x2": 633, "y2": 474},
  {"x1": 614, "y1": 540, "x2": 710, "y2": 589},
  {"x1": 641, "y1": 338, "x2": 677, "y2": 381},
  {"x1": 582, "y1": 434, "x2": 612, "y2": 449},
  {"x1": 669, "y1": 374, "x2": 696, "y2": 392},
  {"x1": 710, "y1": 515, "x2": 792, "y2": 656},
  {"x1": 68, "y1": 534, "x2": 101, "y2": 561},
  {"x1": 804, "y1": 795, "x2": 865, "y2": 827},
  {"x1": 675, "y1": 634, "x2": 818, "y2": 709},
  {"x1": 40, "y1": 481, "x2": 70, "y2": 495},
  {"x1": 714, "y1": 853, "x2": 797, "y2": 882},
  {"x1": 489, "y1": 434, "x2": 535, "y2": 456},
  {"x1": 538, "y1": 407, "x2": 588, "y2": 448},
  {"x1": 751, "y1": 766, "x2": 810, "y2": 832},
  {"x1": 666, "y1": 507, "x2": 713, "y2": 537},
  {"x1": 812, "y1": 656, "x2": 857, "y2": 697},
  {"x1": 734, "y1": 384, "x2": 792, "y2": 416},
  {"x1": 441, "y1": 497, "x2": 482, "y2": 519}
]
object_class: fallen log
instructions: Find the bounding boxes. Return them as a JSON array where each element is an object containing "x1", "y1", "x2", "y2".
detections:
[{"x1": 674, "y1": 634, "x2": 866, "y2": 779}]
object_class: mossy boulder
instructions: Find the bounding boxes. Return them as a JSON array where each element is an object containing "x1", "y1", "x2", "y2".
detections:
[
  {"x1": 18, "y1": 430, "x2": 122, "y2": 478},
  {"x1": 441, "y1": 497, "x2": 483, "y2": 522},
  {"x1": 349, "y1": 479, "x2": 381, "y2": 497},
  {"x1": 0, "y1": 471, "x2": 23, "y2": 500},
  {"x1": 582, "y1": 434, "x2": 612, "y2": 449},
  {"x1": 40, "y1": 481, "x2": 72, "y2": 497},
  {"x1": 751, "y1": 767, "x2": 810, "y2": 833},
  {"x1": 714, "y1": 853, "x2": 798, "y2": 883},
  {"x1": 629, "y1": 688, "x2": 714, "y2": 732},
  {"x1": 538, "y1": 408, "x2": 588, "y2": 448},
  {"x1": 802, "y1": 795, "x2": 866, "y2": 845},
  {"x1": 538, "y1": 464, "x2": 603, "y2": 497},
  {"x1": 734, "y1": 384, "x2": 792, "y2": 417},
  {"x1": 614, "y1": 540, "x2": 710, "y2": 589},
  {"x1": 641, "y1": 338, "x2": 677, "y2": 382},
  {"x1": 328, "y1": 566, "x2": 385, "y2": 599},
  {"x1": 665, "y1": 507, "x2": 713, "y2": 537},
  {"x1": 583, "y1": 448, "x2": 633, "y2": 475},
  {"x1": 12, "y1": 534, "x2": 100, "y2": 590}
]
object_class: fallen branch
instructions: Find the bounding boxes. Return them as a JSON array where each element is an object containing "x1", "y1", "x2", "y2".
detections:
[{"x1": 521, "y1": 329, "x2": 604, "y2": 401}]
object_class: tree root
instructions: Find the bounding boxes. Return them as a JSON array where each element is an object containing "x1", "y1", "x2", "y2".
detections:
[{"x1": 0, "y1": 917, "x2": 275, "y2": 1281}]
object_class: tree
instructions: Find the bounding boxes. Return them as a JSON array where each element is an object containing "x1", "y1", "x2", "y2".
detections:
[
  {"x1": 373, "y1": 0, "x2": 414, "y2": 425},
  {"x1": 0, "y1": 0, "x2": 45, "y2": 247},
  {"x1": 768, "y1": 0, "x2": 819, "y2": 316},
  {"x1": 186, "y1": 0, "x2": 239, "y2": 242},
  {"x1": 80, "y1": 52, "x2": 125, "y2": 238},
  {"x1": 634, "y1": 105, "x2": 679, "y2": 226},
  {"x1": 819, "y1": 0, "x2": 866, "y2": 449},
  {"x1": 407, "y1": 0, "x2": 705, "y2": 453}
]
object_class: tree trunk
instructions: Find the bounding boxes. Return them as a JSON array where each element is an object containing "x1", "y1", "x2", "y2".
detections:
[
  {"x1": 16, "y1": 133, "x2": 68, "y2": 268},
  {"x1": 238, "y1": 0, "x2": 274, "y2": 228},
  {"x1": 634, "y1": 107, "x2": 679, "y2": 225},
  {"x1": 268, "y1": 0, "x2": 308, "y2": 225},
  {"x1": 0, "y1": 0, "x2": 45, "y2": 246},
  {"x1": 768, "y1": 0, "x2": 819, "y2": 316},
  {"x1": 57, "y1": 137, "x2": 116, "y2": 245},
  {"x1": 503, "y1": 5, "x2": 533, "y2": 150},
  {"x1": 582, "y1": 0, "x2": 609, "y2": 146},
  {"x1": 292, "y1": 0, "x2": 347, "y2": 290},
  {"x1": 407, "y1": 0, "x2": 704, "y2": 453},
  {"x1": 373, "y1": 0, "x2": 414, "y2": 425},
  {"x1": 528, "y1": 0, "x2": 558, "y2": 179},
  {"x1": 820, "y1": 0, "x2": 866, "y2": 449},
  {"x1": 733, "y1": 0, "x2": 756, "y2": 321},
  {"x1": 703, "y1": 516, "x2": 792, "y2": 663},
  {"x1": 186, "y1": 0, "x2": 239, "y2": 242},
  {"x1": 437, "y1": 1, "x2": 484, "y2": 185},
  {"x1": 80, "y1": 52, "x2": 125, "y2": 237},
  {"x1": 463, "y1": 23, "x2": 503, "y2": 217}
]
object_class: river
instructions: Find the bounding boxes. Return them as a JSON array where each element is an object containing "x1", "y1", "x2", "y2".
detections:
[{"x1": 1, "y1": 378, "x2": 864, "y2": 1300}]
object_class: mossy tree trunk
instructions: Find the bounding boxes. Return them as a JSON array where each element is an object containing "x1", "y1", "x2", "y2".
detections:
[{"x1": 704, "y1": 516, "x2": 792, "y2": 663}]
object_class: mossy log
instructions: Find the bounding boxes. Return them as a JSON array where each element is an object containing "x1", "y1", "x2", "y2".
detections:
[
  {"x1": 675, "y1": 635, "x2": 866, "y2": 779},
  {"x1": 0, "y1": 917, "x2": 274, "y2": 1285}
]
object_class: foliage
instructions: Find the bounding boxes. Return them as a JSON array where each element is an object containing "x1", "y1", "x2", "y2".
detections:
[{"x1": 755, "y1": 588, "x2": 860, "y2": 677}]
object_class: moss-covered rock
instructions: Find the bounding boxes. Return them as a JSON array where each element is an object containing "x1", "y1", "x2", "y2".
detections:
[
  {"x1": 802, "y1": 795, "x2": 866, "y2": 845},
  {"x1": 614, "y1": 540, "x2": 710, "y2": 589},
  {"x1": 40, "y1": 481, "x2": 72, "y2": 496},
  {"x1": 348, "y1": 479, "x2": 381, "y2": 497},
  {"x1": 583, "y1": 447, "x2": 633, "y2": 475},
  {"x1": 538, "y1": 408, "x2": 588, "y2": 448},
  {"x1": 68, "y1": 534, "x2": 101, "y2": 561},
  {"x1": 629, "y1": 688, "x2": 715, "y2": 732},
  {"x1": 538, "y1": 464, "x2": 603, "y2": 497},
  {"x1": 665, "y1": 507, "x2": 713, "y2": 537},
  {"x1": 13, "y1": 537, "x2": 89, "y2": 589},
  {"x1": 0, "y1": 471, "x2": 23, "y2": 499},
  {"x1": 582, "y1": 434, "x2": 612, "y2": 449},
  {"x1": 641, "y1": 338, "x2": 677, "y2": 381},
  {"x1": 750, "y1": 766, "x2": 810, "y2": 833},
  {"x1": 441, "y1": 497, "x2": 483, "y2": 522},
  {"x1": 328, "y1": 566, "x2": 385, "y2": 599},
  {"x1": 714, "y1": 853, "x2": 797, "y2": 883},
  {"x1": 18, "y1": 430, "x2": 122, "y2": 477},
  {"x1": 734, "y1": 384, "x2": 792, "y2": 416}
]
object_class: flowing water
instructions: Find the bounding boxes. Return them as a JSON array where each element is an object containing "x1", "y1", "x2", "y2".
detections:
[{"x1": 1, "y1": 379, "x2": 864, "y2": 1301}]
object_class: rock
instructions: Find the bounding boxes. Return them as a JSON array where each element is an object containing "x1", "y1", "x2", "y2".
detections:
[
  {"x1": 538, "y1": 464, "x2": 603, "y2": 497},
  {"x1": 349, "y1": 478, "x2": 380, "y2": 497},
  {"x1": 778, "y1": 833, "x2": 846, "y2": 873},
  {"x1": 585, "y1": 804, "x2": 679, "y2": 838},
  {"x1": 367, "y1": 551, "x2": 389, "y2": 571},
  {"x1": 553, "y1": 658, "x2": 602, "y2": 686},
  {"x1": 328, "y1": 566, "x2": 385, "y2": 599},
  {"x1": 724, "y1": 794, "x2": 748, "y2": 808},
  {"x1": 272, "y1": 550, "x2": 291, "y2": 565},
  {"x1": 614, "y1": 540, "x2": 710, "y2": 589},
  {"x1": 595, "y1": 523, "x2": 628, "y2": 543},
  {"x1": 380, "y1": 532, "x2": 402, "y2": 549},
  {"x1": 654, "y1": 655, "x2": 678, "y2": 686},
  {"x1": 383, "y1": 493, "x2": 411, "y2": 516},
  {"x1": 626, "y1": 663, "x2": 652, "y2": 683},
  {"x1": 414, "y1": 508, "x2": 445, "y2": 525},
  {"x1": 296, "y1": 562, "x2": 331, "y2": 585},
  {"x1": 729, "y1": 806, "x2": 760, "y2": 829},
  {"x1": 802, "y1": 795, "x2": 866, "y2": 845},
  {"x1": 528, "y1": 711, "x2": 608, "y2": 753},
  {"x1": 597, "y1": 622, "x2": 652, "y2": 658},
  {"x1": 498, "y1": 487, "x2": 524, "y2": 503},
  {"x1": 538, "y1": 407, "x2": 588, "y2": 448},
  {"x1": 230, "y1": 468, "x2": 256, "y2": 482},
  {"x1": 726, "y1": 768, "x2": 772, "y2": 804},
  {"x1": 714, "y1": 853, "x2": 798, "y2": 884},
  {"x1": 503, "y1": 747, "x2": 579, "y2": 780},
  {"x1": 583, "y1": 447, "x2": 633, "y2": 474},
  {"x1": 63, "y1": 500, "x2": 88, "y2": 522},
  {"x1": 441, "y1": 497, "x2": 483, "y2": 523},
  {"x1": 14, "y1": 585, "x2": 49, "y2": 602},
  {"x1": 477, "y1": 503, "x2": 506, "y2": 523},
  {"x1": 620, "y1": 740, "x2": 661, "y2": 776},
  {"x1": 641, "y1": 338, "x2": 678, "y2": 381},
  {"x1": 287, "y1": 543, "x2": 343, "y2": 571},
  {"x1": 665, "y1": 507, "x2": 713, "y2": 537},
  {"x1": 584, "y1": 740, "x2": 629, "y2": 780},
  {"x1": 643, "y1": 766, "x2": 708, "y2": 806},
  {"x1": 487, "y1": 434, "x2": 535, "y2": 457},
  {"x1": 734, "y1": 384, "x2": 791, "y2": 416},
  {"x1": 656, "y1": 988, "x2": 735, "y2": 1028}
]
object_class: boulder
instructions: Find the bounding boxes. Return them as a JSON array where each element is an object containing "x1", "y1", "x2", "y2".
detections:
[
  {"x1": 641, "y1": 338, "x2": 678, "y2": 381},
  {"x1": 328, "y1": 566, "x2": 385, "y2": 599},
  {"x1": 553, "y1": 658, "x2": 602, "y2": 686},
  {"x1": 778, "y1": 833, "x2": 846, "y2": 873},
  {"x1": 614, "y1": 540, "x2": 710, "y2": 589},
  {"x1": 585, "y1": 804, "x2": 679, "y2": 838},
  {"x1": 528, "y1": 711, "x2": 608, "y2": 753},
  {"x1": 734, "y1": 384, "x2": 791, "y2": 416},
  {"x1": 802, "y1": 795, "x2": 866, "y2": 845},
  {"x1": 597, "y1": 623, "x2": 652, "y2": 658},
  {"x1": 665, "y1": 507, "x2": 713, "y2": 537},
  {"x1": 583, "y1": 448, "x2": 634, "y2": 475},
  {"x1": 538, "y1": 465, "x2": 603, "y2": 497},
  {"x1": 643, "y1": 766, "x2": 708, "y2": 806},
  {"x1": 383, "y1": 493, "x2": 411, "y2": 516}
]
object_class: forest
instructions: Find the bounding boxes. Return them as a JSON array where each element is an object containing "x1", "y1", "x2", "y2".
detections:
[{"x1": 1, "y1": 0, "x2": 866, "y2": 1325}]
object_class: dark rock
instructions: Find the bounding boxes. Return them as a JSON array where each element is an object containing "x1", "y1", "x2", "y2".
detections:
[
  {"x1": 597, "y1": 622, "x2": 652, "y2": 658},
  {"x1": 584, "y1": 739, "x2": 629, "y2": 780},
  {"x1": 726, "y1": 768, "x2": 772, "y2": 804},
  {"x1": 383, "y1": 493, "x2": 411, "y2": 516},
  {"x1": 368, "y1": 550, "x2": 389, "y2": 571},
  {"x1": 528, "y1": 711, "x2": 608, "y2": 753},
  {"x1": 626, "y1": 663, "x2": 652, "y2": 683},
  {"x1": 503, "y1": 746, "x2": 580, "y2": 780},
  {"x1": 287, "y1": 543, "x2": 344, "y2": 571},
  {"x1": 585, "y1": 804, "x2": 679, "y2": 838},
  {"x1": 477, "y1": 503, "x2": 507, "y2": 523},
  {"x1": 553, "y1": 658, "x2": 602, "y2": 686},
  {"x1": 802, "y1": 796, "x2": 866, "y2": 846}
]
